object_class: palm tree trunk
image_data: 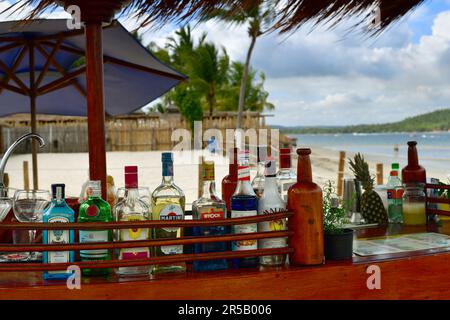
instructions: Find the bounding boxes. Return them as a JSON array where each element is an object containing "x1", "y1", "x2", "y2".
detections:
[{"x1": 236, "y1": 33, "x2": 257, "y2": 129}]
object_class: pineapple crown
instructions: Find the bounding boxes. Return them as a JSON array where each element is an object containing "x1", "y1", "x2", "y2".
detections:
[{"x1": 348, "y1": 153, "x2": 374, "y2": 191}]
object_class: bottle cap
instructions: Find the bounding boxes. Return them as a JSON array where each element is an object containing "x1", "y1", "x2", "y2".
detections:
[
  {"x1": 279, "y1": 148, "x2": 292, "y2": 169},
  {"x1": 390, "y1": 170, "x2": 398, "y2": 177},
  {"x1": 51, "y1": 184, "x2": 65, "y2": 200},
  {"x1": 264, "y1": 156, "x2": 277, "y2": 176},
  {"x1": 257, "y1": 146, "x2": 267, "y2": 163},
  {"x1": 162, "y1": 152, "x2": 173, "y2": 162},
  {"x1": 202, "y1": 161, "x2": 215, "y2": 181},
  {"x1": 125, "y1": 166, "x2": 138, "y2": 189},
  {"x1": 391, "y1": 163, "x2": 400, "y2": 170},
  {"x1": 297, "y1": 148, "x2": 312, "y2": 156},
  {"x1": 407, "y1": 141, "x2": 417, "y2": 147},
  {"x1": 86, "y1": 180, "x2": 102, "y2": 198}
]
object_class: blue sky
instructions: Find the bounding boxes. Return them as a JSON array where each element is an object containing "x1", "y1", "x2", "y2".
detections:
[{"x1": 2, "y1": 0, "x2": 450, "y2": 126}]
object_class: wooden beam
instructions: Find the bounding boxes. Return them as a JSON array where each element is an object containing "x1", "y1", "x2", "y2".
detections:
[
  {"x1": 35, "y1": 36, "x2": 63, "y2": 88},
  {"x1": 0, "y1": 82, "x2": 27, "y2": 95},
  {"x1": 35, "y1": 43, "x2": 86, "y2": 97},
  {"x1": 85, "y1": 22, "x2": 107, "y2": 199},
  {"x1": 29, "y1": 41, "x2": 39, "y2": 191},
  {"x1": 0, "y1": 59, "x2": 29, "y2": 94},
  {"x1": 36, "y1": 67, "x2": 86, "y2": 96},
  {"x1": 0, "y1": 46, "x2": 28, "y2": 95},
  {"x1": 0, "y1": 42, "x2": 22, "y2": 53}
]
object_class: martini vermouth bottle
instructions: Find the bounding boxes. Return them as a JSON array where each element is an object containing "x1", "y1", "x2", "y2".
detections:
[
  {"x1": 231, "y1": 149, "x2": 259, "y2": 269},
  {"x1": 258, "y1": 157, "x2": 287, "y2": 266},
  {"x1": 192, "y1": 161, "x2": 228, "y2": 272},
  {"x1": 151, "y1": 152, "x2": 186, "y2": 274},
  {"x1": 78, "y1": 180, "x2": 113, "y2": 277},
  {"x1": 114, "y1": 166, "x2": 150, "y2": 276}
]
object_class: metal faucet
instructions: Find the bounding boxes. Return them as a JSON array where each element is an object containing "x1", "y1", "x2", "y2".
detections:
[{"x1": 0, "y1": 133, "x2": 46, "y2": 197}]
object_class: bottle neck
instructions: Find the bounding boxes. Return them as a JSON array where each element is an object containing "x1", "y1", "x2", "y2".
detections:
[
  {"x1": 408, "y1": 146, "x2": 419, "y2": 167},
  {"x1": 201, "y1": 180, "x2": 217, "y2": 199},
  {"x1": 162, "y1": 175, "x2": 174, "y2": 185},
  {"x1": 297, "y1": 154, "x2": 313, "y2": 183},
  {"x1": 263, "y1": 175, "x2": 279, "y2": 195},
  {"x1": 256, "y1": 161, "x2": 265, "y2": 177},
  {"x1": 125, "y1": 187, "x2": 140, "y2": 199}
]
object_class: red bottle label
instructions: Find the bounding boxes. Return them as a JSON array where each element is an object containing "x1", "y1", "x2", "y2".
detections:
[
  {"x1": 122, "y1": 251, "x2": 149, "y2": 260},
  {"x1": 200, "y1": 207, "x2": 224, "y2": 220},
  {"x1": 86, "y1": 205, "x2": 99, "y2": 217}
]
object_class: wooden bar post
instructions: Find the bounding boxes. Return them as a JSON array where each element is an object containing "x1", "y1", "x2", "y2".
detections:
[
  {"x1": 29, "y1": 41, "x2": 39, "y2": 191},
  {"x1": 198, "y1": 156, "x2": 204, "y2": 198},
  {"x1": 337, "y1": 151, "x2": 346, "y2": 197},
  {"x1": 23, "y1": 161, "x2": 30, "y2": 191},
  {"x1": 376, "y1": 163, "x2": 384, "y2": 185},
  {"x1": 85, "y1": 22, "x2": 107, "y2": 199}
]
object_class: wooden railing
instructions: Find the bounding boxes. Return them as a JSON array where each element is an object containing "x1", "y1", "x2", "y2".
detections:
[
  {"x1": 426, "y1": 184, "x2": 450, "y2": 217},
  {"x1": 0, "y1": 211, "x2": 293, "y2": 272}
]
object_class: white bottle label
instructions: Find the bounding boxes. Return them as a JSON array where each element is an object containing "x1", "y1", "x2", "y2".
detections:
[
  {"x1": 231, "y1": 210, "x2": 258, "y2": 251},
  {"x1": 80, "y1": 230, "x2": 109, "y2": 258},
  {"x1": 47, "y1": 216, "x2": 70, "y2": 273},
  {"x1": 158, "y1": 204, "x2": 183, "y2": 232},
  {"x1": 258, "y1": 208, "x2": 287, "y2": 249}
]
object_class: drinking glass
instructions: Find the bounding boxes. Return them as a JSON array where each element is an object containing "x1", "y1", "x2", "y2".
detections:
[{"x1": 12, "y1": 189, "x2": 51, "y2": 261}]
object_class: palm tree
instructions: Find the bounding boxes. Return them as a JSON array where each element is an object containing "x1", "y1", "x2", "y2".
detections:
[{"x1": 207, "y1": 1, "x2": 276, "y2": 128}]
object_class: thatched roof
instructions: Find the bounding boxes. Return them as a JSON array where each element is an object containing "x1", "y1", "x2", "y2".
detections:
[{"x1": 4, "y1": 0, "x2": 425, "y2": 35}]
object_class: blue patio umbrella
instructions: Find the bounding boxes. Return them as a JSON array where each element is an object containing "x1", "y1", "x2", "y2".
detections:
[{"x1": 0, "y1": 19, "x2": 185, "y2": 189}]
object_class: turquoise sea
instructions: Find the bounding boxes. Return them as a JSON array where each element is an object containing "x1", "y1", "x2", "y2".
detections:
[{"x1": 290, "y1": 132, "x2": 450, "y2": 177}]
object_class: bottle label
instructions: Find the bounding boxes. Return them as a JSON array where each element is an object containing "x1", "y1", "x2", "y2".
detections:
[
  {"x1": 79, "y1": 230, "x2": 109, "y2": 258},
  {"x1": 119, "y1": 214, "x2": 149, "y2": 260},
  {"x1": 158, "y1": 204, "x2": 183, "y2": 232},
  {"x1": 47, "y1": 216, "x2": 70, "y2": 268},
  {"x1": 86, "y1": 205, "x2": 99, "y2": 217},
  {"x1": 200, "y1": 206, "x2": 225, "y2": 220},
  {"x1": 161, "y1": 245, "x2": 183, "y2": 255},
  {"x1": 259, "y1": 208, "x2": 287, "y2": 249},
  {"x1": 231, "y1": 210, "x2": 257, "y2": 251},
  {"x1": 387, "y1": 188, "x2": 404, "y2": 200},
  {"x1": 238, "y1": 166, "x2": 250, "y2": 181}
]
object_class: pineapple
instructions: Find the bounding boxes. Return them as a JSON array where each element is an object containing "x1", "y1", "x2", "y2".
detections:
[{"x1": 349, "y1": 153, "x2": 388, "y2": 224}]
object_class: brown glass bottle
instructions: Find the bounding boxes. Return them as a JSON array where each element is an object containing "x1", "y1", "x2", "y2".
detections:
[
  {"x1": 287, "y1": 148, "x2": 324, "y2": 265},
  {"x1": 402, "y1": 141, "x2": 426, "y2": 184},
  {"x1": 222, "y1": 148, "x2": 238, "y2": 217}
]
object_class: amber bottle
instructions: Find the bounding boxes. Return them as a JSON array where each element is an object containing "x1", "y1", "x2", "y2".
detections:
[
  {"x1": 402, "y1": 141, "x2": 426, "y2": 184},
  {"x1": 287, "y1": 148, "x2": 324, "y2": 265},
  {"x1": 222, "y1": 147, "x2": 238, "y2": 217}
]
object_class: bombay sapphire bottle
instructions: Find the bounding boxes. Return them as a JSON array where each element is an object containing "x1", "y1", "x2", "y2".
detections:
[
  {"x1": 43, "y1": 184, "x2": 75, "y2": 280},
  {"x1": 231, "y1": 149, "x2": 259, "y2": 268},
  {"x1": 192, "y1": 161, "x2": 228, "y2": 271}
]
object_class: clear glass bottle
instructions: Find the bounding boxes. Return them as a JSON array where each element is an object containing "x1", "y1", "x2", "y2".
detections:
[
  {"x1": 43, "y1": 184, "x2": 75, "y2": 280},
  {"x1": 114, "y1": 166, "x2": 150, "y2": 276},
  {"x1": 258, "y1": 157, "x2": 287, "y2": 266},
  {"x1": 231, "y1": 149, "x2": 258, "y2": 269},
  {"x1": 192, "y1": 161, "x2": 228, "y2": 272},
  {"x1": 402, "y1": 183, "x2": 427, "y2": 226},
  {"x1": 252, "y1": 146, "x2": 267, "y2": 198},
  {"x1": 277, "y1": 148, "x2": 296, "y2": 202},
  {"x1": 151, "y1": 152, "x2": 186, "y2": 274},
  {"x1": 78, "y1": 180, "x2": 113, "y2": 276},
  {"x1": 387, "y1": 170, "x2": 403, "y2": 223}
]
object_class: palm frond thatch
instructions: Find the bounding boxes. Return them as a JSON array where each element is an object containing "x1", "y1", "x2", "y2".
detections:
[{"x1": 4, "y1": 0, "x2": 425, "y2": 35}]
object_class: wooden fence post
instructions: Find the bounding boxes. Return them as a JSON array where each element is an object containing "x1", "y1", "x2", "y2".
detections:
[
  {"x1": 23, "y1": 161, "x2": 30, "y2": 191},
  {"x1": 337, "y1": 151, "x2": 346, "y2": 197},
  {"x1": 376, "y1": 163, "x2": 384, "y2": 185}
]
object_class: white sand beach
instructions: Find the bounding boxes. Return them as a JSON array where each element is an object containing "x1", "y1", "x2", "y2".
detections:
[{"x1": 3, "y1": 147, "x2": 449, "y2": 205}]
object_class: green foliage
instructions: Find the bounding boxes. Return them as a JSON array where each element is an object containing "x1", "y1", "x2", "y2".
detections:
[
  {"x1": 173, "y1": 86, "x2": 203, "y2": 131},
  {"x1": 281, "y1": 109, "x2": 450, "y2": 134},
  {"x1": 323, "y1": 181, "x2": 351, "y2": 235},
  {"x1": 143, "y1": 25, "x2": 273, "y2": 118}
]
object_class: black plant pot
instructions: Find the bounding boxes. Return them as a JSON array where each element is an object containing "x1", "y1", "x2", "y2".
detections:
[{"x1": 324, "y1": 228, "x2": 354, "y2": 261}]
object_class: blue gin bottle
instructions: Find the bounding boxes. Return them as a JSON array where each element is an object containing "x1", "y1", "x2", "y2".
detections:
[
  {"x1": 43, "y1": 184, "x2": 75, "y2": 280},
  {"x1": 192, "y1": 161, "x2": 228, "y2": 271},
  {"x1": 231, "y1": 150, "x2": 259, "y2": 268}
]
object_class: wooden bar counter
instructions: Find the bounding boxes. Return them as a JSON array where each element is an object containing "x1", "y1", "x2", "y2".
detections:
[{"x1": 1, "y1": 222, "x2": 450, "y2": 300}]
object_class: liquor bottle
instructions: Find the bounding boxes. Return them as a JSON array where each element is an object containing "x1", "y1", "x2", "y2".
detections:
[
  {"x1": 287, "y1": 148, "x2": 324, "y2": 265},
  {"x1": 42, "y1": 184, "x2": 75, "y2": 280},
  {"x1": 251, "y1": 146, "x2": 267, "y2": 198},
  {"x1": 222, "y1": 147, "x2": 238, "y2": 215},
  {"x1": 258, "y1": 157, "x2": 287, "y2": 266},
  {"x1": 151, "y1": 152, "x2": 186, "y2": 274},
  {"x1": 277, "y1": 148, "x2": 296, "y2": 202},
  {"x1": 78, "y1": 180, "x2": 113, "y2": 276},
  {"x1": 231, "y1": 149, "x2": 258, "y2": 268},
  {"x1": 387, "y1": 170, "x2": 403, "y2": 223},
  {"x1": 391, "y1": 163, "x2": 400, "y2": 174},
  {"x1": 107, "y1": 175, "x2": 118, "y2": 208},
  {"x1": 402, "y1": 141, "x2": 426, "y2": 185},
  {"x1": 192, "y1": 161, "x2": 228, "y2": 272},
  {"x1": 113, "y1": 166, "x2": 150, "y2": 276}
]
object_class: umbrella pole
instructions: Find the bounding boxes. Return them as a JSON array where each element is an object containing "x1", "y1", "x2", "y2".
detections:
[
  {"x1": 29, "y1": 41, "x2": 39, "y2": 191},
  {"x1": 85, "y1": 22, "x2": 107, "y2": 199}
]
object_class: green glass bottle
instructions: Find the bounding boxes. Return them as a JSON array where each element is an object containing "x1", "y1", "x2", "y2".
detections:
[{"x1": 78, "y1": 180, "x2": 113, "y2": 276}]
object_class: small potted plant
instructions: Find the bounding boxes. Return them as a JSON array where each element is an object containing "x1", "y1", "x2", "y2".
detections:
[{"x1": 323, "y1": 181, "x2": 354, "y2": 260}]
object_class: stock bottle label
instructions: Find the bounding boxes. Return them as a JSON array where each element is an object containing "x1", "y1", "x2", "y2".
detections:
[
  {"x1": 47, "y1": 216, "x2": 70, "y2": 268},
  {"x1": 200, "y1": 206, "x2": 225, "y2": 220},
  {"x1": 231, "y1": 210, "x2": 258, "y2": 251}
]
